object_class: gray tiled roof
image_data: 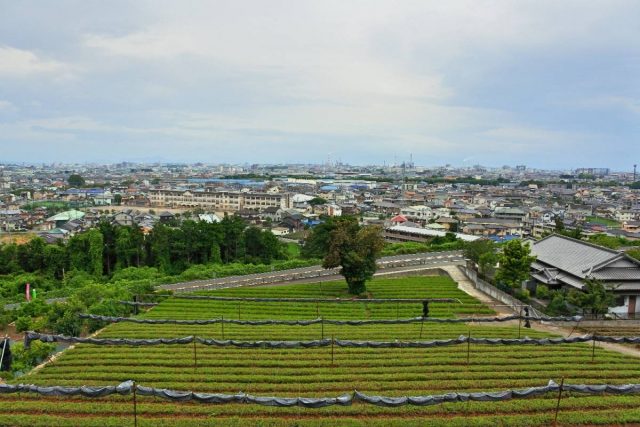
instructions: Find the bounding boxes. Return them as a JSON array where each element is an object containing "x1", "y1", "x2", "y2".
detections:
[{"x1": 531, "y1": 234, "x2": 640, "y2": 281}]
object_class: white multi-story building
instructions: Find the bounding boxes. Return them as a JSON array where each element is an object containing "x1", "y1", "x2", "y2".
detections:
[
  {"x1": 148, "y1": 189, "x2": 290, "y2": 212},
  {"x1": 400, "y1": 205, "x2": 433, "y2": 221}
]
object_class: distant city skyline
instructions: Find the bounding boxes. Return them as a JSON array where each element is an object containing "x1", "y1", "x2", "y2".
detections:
[
  {"x1": 0, "y1": 160, "x2": 634, "y2": 175},
  {"x1": 1, "y1": 1, "x2": 639, "y2": 169}
]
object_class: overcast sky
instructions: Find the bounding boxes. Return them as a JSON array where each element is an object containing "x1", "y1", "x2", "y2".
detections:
[{"x1": 0, "y1": 1, "x2": 638, "y2": 170}]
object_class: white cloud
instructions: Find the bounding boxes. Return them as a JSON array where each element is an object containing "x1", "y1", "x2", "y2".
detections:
[
  {"x1": 24, "y1": 116, "x2": 111, "y2": 132},
  {"x1": 482, "y1": 126, "x2": 583, "y2": 142},
  {"x1": 0, "y1": 45, "x2": 71, "y2": 77},
  {"x1": 84, "y1": 31, "x2": 199, "y2": 59}
]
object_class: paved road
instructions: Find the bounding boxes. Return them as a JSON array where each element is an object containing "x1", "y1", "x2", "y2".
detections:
[
  {"x1": 4, "y1": 297, "x2": 67, "y2": 311},
  {"x1": 158, "y1": 250, "x2": 465, "y2": 293},
  {"x1": 4, "y1": 251, "x2": 466, "y2": 309}
]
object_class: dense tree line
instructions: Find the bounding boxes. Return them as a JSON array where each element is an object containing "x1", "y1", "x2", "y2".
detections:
[{"x1": 0, "y1": 216, "x2": 286, "y2": 285}]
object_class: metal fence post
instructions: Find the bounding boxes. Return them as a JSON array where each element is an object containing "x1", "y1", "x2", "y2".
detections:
[
  {"x1": 331, "y1": 334, "x2": 335, "y2": 366},
  {"x1": 518, "y1": 307, "x2": 522, "y2": 339},
  {"x1": 193, "y1": 337, "x2": 198, "y2": 372},
  {"x1": 554, "y1": 377, "x2": 565, "y2": 426},
  {"x1": 0, "y1": 336, "x2": 8, "y2": 371}
]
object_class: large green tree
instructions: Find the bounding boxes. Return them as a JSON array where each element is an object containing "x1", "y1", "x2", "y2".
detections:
[
  {"x1": 220, "y1": 215, "x2": 246, "y2": 263},
  {"x1": 308, "y1": 197, "x2": 327, "y2": 206},
  {"x1": 301, "y1": 218, "x2": 339, "y2": 259},
  {"x1": 495, "y1": 239, "x2": 536, "y2": 290},
  {"x1": 478, "y1": 251, "x2": 498, "y2": 278},
  {"x1": 43, "y1": 244, "x2": 67, "y2": 280},
  {"x1": 463, "y1": 239, "x2": 495, "y2": 265},
  {"x1": 244, "y1": 226, "x2": 283, "y2": 264},
  {"x1": 98, "y1": 221, "x2": 117, "y2": 275},
  {"x1": 17, "y1": 238, "x2": 46, "y2": 272},
  {"x1": 0, "y1": 243, "x2": 21, "y2": 275},
  {"x1": 321, "y1": 217, "x2": 385, "y2": 295},
  {"x1": 87, "y1": 229, "x2": 104, "y2": 278},
  {"x1": 67, "y1": 234, "x2": 90, "y2": 272},
  {"x1": 67, "y1": 174, "x2": 85, "y2": 187},
  {"x1": 149, "y1": 224, "x2": 171, "y2": 273}
]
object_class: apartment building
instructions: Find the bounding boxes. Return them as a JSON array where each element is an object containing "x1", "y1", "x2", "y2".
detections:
[{"x1": 148, "y1": 189, "x2": 290, "y2": 212}]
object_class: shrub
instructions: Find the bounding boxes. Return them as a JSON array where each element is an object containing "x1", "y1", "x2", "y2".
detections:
[
  {"x1": 110, "y1": 266, "x2": 161, "y2": 282},
  {"x1": 536, "y1": 284, "x2": 550, "y2": 300},
  {"x1": 546, "y1": 292, "x2": 573, "y2": 316},
  {"x1": 514, "y1": 289, "x2": 530, "y2": 303},
  {"x1": 17, "y1": 299, "x2": 49, "y2": 318},
  {"x1": 14, "y1": 316, "x2": 32, "y2": 332},
  {"x1": 9, "y1": 341, "x2": 56, "y2": 374},
  {"x1": 46, "y1": 302, "x2": 83, "y2": 336}
]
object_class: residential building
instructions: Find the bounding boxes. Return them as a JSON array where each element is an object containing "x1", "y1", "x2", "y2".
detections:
[
  {"x1": 148, "y1": 189, "x2": 289, "y2": 212},
  {"x1": 530, "y1": 234, "x2": 640, "y2": 316}
]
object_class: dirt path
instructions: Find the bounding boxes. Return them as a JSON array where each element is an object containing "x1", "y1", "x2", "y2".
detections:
[
  {"x1": 443, "y1": 266, "x2": 640, "y2": 359},
  {"x1": 529, "y1": 321, "x2": 640, "y2": 358},
  {"x1": 441, "y1": 266, "x2": 513, "y2": 316}
]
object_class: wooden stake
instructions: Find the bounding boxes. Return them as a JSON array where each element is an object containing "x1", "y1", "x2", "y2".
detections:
[
  {"x1": 466, "y1": 331, "x2": 471, "y2": 365},
  {"x1": 132, "y1": 381, "x2": 138, "y2": 427},
  {"x1": 554, "y1": 377, "x2": 565, "y2": 426},
  {"x1": 518, "y1": 307, "x2": 522, "y2": 339},
  {"x1": 133, "y1": 295, "x2": 139, "y2": 316}
]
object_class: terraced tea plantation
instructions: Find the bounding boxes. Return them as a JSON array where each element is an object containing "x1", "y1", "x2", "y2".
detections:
[{"x1": 4, "y1": 275, "x2": 640, "y2": 426}]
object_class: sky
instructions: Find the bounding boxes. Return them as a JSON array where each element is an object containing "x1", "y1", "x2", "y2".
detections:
[{"x1": 0, "y1": 1, "x2": 638, "y2": 170}]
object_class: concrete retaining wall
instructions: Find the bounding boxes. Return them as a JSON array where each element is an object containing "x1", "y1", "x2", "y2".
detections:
[
  {"x1": 554, "y1": 320, "x2": 640, "y2": 328},
  {"x1": 458, "y1": 266, "x2": 543, "y2": 316}
]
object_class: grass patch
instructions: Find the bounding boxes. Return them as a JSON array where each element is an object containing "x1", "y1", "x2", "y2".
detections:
[{"x1": 285, "y1": 242, "x2": 301, "y2": 259}]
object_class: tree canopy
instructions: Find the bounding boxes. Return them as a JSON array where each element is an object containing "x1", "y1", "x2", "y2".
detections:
[
  {"x1": 318, "y1": 217, "x2": 385, "y2": 294},
  {"x1": 463, "y1": 239, "x2": 495, "y2": 265},
  {"x1": 495, "y1": 240, "x2": 536, "y2": 289},
  {"x1": 67, "y1": 174, "x2": 85, "y2": 187},
  {"x1": 567, "y1": 278, "x2": 616, "y2": 317},
  {"x1": 308, "y1": 197, "x2": 328, "y2": 206},
  {"x1": 0, "y1": 215, "x2": 287, "y2": 298}
]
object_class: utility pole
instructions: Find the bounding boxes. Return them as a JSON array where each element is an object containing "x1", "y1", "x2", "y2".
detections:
[{"x1": 634, "y1": 164, "x2": 637, "y2": 182}]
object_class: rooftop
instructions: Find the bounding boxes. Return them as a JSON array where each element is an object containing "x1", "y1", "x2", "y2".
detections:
[{"x1": 531, "y1": 234, "x2": 640, "y2": 283}]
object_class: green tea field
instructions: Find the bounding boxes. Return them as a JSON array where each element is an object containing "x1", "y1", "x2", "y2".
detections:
[{"x1": 3, "y1": 275, "x2": 640, "y2": 426}]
